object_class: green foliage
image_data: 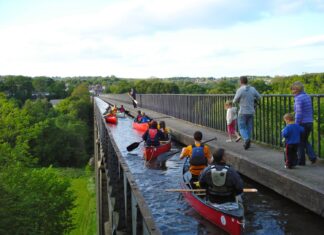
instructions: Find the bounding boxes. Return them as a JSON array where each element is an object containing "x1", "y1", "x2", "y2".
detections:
[
  {"x1": 207, "y1": 80, "x2": 237, "y2": 94},
  {"x1": 32, "y1": 76, "x2": 55, "y2": 92},
  {"x1": 177, "y1": 81, "x2": 206, "y2": 94},
  {"x1": 107, "y1": 80, "x2": 132, "y2": 93},
  {"x1": 0, "y1": 165, "x2": 75, "y2": 235},
  {"x1": 249, "y1": 79, "x2": 272, "y2": 94},
  {"x1": 0, "y1": 75, "x2": 33, "y2": 103},
  {"x1": 0, "y1": 82, "x2": 92, "y2": 167},
  {"x1": 23, "y1": 99, "x2": 55, "y2": 123},
  {"x1": 270, "y1": 73, "x2": 324, "y2": 94}
]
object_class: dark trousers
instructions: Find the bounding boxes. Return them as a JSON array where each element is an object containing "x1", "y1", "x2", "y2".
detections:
[
  {"x1": 190, "y1": 175, "x2": 199, "y2": 189},
  {"x1": 208, "y1": 194, "x2": 236, "y2": 204},
  {"x1": 298, "y1": 123, "x2": 316, "y2": 165},
  {"x1": 285, "y1": 144, "x2": 298, "y2": 167},
  {"x1": 132, "y1": 100, "x2": 137, "y2": 108}
]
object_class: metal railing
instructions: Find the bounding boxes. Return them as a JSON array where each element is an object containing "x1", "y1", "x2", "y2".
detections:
[{"x1": 137, "y1": 94, "x2": 323, "y2": 158}]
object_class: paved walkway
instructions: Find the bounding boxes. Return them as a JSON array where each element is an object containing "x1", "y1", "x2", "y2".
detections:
[{"x1": 100, "y1": 95, "x2": 324, "y2": 217}]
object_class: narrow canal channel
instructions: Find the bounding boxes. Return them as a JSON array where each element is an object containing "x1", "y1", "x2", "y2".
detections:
[{"x1": 97, "y1": 99, "x2": 324, "y2": 235}]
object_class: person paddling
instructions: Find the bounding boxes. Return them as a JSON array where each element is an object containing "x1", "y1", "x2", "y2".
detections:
[
  {"x1": 180, "y1": 131, "x2": 212, "y2": 187},
  {"x1": 142, "y1": 121, "x2": 164, "y2": 147},
  {"x1": 198, "y1": 148, "x2": 243, "y2": 204},
  {"x1": 119, "y1": 105, "x2": 125, "y2": 113},
  {"x1": 158, "y1": 121, "x2": 169, "y2": 141},
  {"x1": 135, "y1": 110, "x2": 142, "y2": 122},
  {"x1": 140, "y1": 112, "x2": 151, "y2": 123}
]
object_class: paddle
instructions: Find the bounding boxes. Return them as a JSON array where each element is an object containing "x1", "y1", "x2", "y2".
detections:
[
  {"x1": 157, "y1": 137, "x2": 217, "y2": 162},
  {"x1": 128, "y1": 93, "x2": 138, "y2": 104},
  {"x1": 127, "y1": 140, "x2": 144, "y2": 152},
  {"x1": 165, "y1": 188, "x2": 258, "y2": 193}
]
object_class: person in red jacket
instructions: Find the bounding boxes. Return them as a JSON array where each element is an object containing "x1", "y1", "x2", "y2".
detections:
[{"x1": 142, "y1": 121, "x2": 164, "y2": 147}]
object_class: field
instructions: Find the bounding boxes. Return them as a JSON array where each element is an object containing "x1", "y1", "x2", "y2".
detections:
[{"x1": 56, "y1": 167, "x2": 97, "y2": 235}]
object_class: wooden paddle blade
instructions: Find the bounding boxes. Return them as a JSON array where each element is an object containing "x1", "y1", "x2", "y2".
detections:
[
  {"x1": 127, "y1": 141, "x2": 142, "y2": 152},
  {"x1": 243, "y1": 188, "x2": 258, "y2": 193}
]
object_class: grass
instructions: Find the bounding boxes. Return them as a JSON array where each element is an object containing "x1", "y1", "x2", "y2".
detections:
[{"x1": 55, "y1": 167, "x2": 97, "y2": 235}]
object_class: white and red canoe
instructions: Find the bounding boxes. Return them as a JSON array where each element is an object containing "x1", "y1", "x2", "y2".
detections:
[{"x1": 181, "y1": 161, "x2": 244, "y2": 235}]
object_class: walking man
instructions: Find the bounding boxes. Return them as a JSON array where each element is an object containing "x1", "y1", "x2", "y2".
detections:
[
  {"x1": 233, "y1": 76, "x2": 261, "y2": 150},
  {"x1": 129, "y1": 88, "x2": 137, "y2": 108}
]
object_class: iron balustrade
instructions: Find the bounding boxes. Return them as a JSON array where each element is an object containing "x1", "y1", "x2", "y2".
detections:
[{"x1": 136, "y1": 94, "x2": 323, "y2": 158}]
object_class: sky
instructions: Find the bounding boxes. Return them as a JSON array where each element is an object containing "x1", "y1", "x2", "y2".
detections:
[{"x1": 0, "y1": 0, "x2": 324, "y2": 78}]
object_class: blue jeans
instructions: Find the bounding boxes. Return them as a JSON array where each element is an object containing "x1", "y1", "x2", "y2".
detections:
[
  {"x1": 298, "y1": 123, "x2": 316, "y2": 165},
  {"x1": 238, "y1": 114, "x2": 254, "y2": 142}
]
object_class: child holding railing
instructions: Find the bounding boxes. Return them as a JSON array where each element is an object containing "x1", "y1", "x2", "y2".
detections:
[{"x1": 225, "y1": 101, "x2": 241, "y2": 143}]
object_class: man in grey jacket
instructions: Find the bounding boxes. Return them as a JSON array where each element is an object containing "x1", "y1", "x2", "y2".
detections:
[{"x1": 233, "y1": 76, "x2": 261, "y2": 150}]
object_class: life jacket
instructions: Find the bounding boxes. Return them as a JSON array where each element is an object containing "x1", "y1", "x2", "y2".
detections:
[
  {"x1": 208, "y1": 165, "x2": 233, "y2": 196},
  {"x1": 136, "y1": 115, "x2": 142, "y2": 122},
  {"x1": 149, "y1": 129, "x2": 158, "y2": 141},
  {"x1": 146, "y1": 129, "x2": 159, "y2": 146},
  {"x1": 141, "y1": 116, "x2": 150, "y2": 123},
  {"x1": 189, "y1": 144, "x2": 208, "y2": 166},
  {"x1": 159, "y1": 128, "x2": 169, "y2": 140}
]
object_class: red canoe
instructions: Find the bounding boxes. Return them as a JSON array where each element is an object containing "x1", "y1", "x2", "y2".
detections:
[
  {"x1": 133, "y1": 121, "x2": 149, "y2": 132},
  {"x1": 144, "y1": 139, "x2": 171, "y2": 161},
  {"x1": 105, "y1": 115, "x2": 118, "y2": 124},
  {"x1": 181, "y1": 161, "x2": 244, "y2": 235}
]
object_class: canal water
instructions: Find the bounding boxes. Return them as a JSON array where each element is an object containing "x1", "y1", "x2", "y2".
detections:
[{"x1": 96, "y1": 98, "x2": 324, "y2": 235}]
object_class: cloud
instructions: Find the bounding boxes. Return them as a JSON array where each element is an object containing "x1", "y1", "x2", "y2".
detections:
[
  {"x1": 291, "y1": 35, "x2": 324, "y2": 47},
  {"x1": 0, "y1": 0, "x2": 324, "y2": 77}
]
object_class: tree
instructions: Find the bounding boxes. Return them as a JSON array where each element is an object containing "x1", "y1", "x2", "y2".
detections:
[
  {"x1": 32, "y1": 76, "x2": 54, "y2": 92},
  {"x1": 249, "y1": 79, "x2": 272, "y2": 94},
  {"x1": 208, "y1": 80, "x2": 236, "y2": 94},
  {"x1": 2, "y1": 76, "x2": 33, "y2": 103},
  {"x1": 0, "y1": 165, "x2": 75, "y2": 234}
]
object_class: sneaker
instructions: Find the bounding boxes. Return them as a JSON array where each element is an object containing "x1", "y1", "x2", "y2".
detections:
[
  {"x1": 226, "y1": 139, "x2": 232, "y2": 143},
  {"x1": 244, "y1": 139, "x2": 251, "y2": 150},
  {"x1": 311, "y1": 158, "x2": 317, "y2": 164},
  {"x1": 235, "y1": 137, "x2": 241, "y2": 142},
  {"x1": 285, "y1": 165, "x2": 292, "y2": 169},
  {"x1": 246, "y1": 139, "x2": 251, "y2": 148}
]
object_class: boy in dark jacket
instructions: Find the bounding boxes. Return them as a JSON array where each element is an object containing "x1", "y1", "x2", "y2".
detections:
[{"x1": 281, "y1": 113, "x2": 304, "y2": 169}]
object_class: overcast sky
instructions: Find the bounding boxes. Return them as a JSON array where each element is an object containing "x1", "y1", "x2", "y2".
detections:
[{"x1": 0, "y1": 0, "x2": 324, "y2": 78}]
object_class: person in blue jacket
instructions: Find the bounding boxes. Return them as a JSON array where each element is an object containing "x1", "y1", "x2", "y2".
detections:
[
  {"x1": 291, "y1": 81, "x2": 317, "y2": 165},
  {"x1": 282, "y1": 113, "x2": 304, "y2": 169}
]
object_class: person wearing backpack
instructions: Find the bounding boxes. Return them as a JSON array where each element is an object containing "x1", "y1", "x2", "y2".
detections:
[
  {"x1": 142, "y1": 121, "x2": 164, "y2": 147},
  {"x1": 199, "y1": 148, "x2": 243, "y2": 203},
  {"x1": 180, "y1": 131, "x2": 212, "y2": 187}
]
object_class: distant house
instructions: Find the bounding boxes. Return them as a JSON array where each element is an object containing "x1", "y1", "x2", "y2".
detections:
[
  {"x1": 50, "y1": 99, "x2": 62, "y2": 107},
  {"x1": 31, "y1": 92, "x2": 50, "y2": 99}
]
